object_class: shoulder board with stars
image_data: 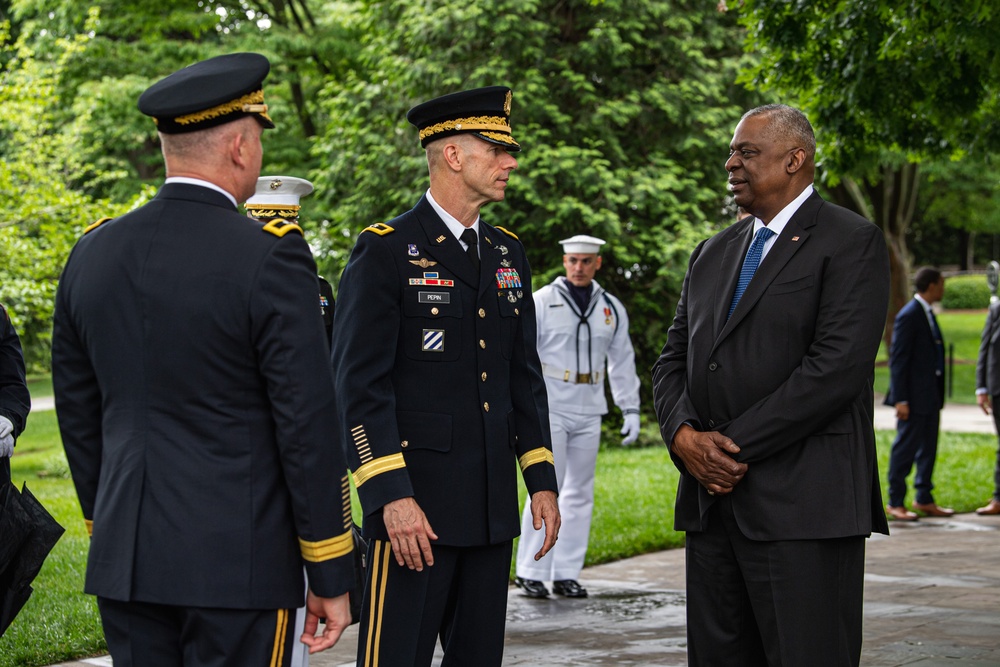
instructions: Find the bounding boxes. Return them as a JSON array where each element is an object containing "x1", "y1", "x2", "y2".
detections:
[
  {"x1": 495, "y1": 226, "x2": 518, "y2": 240},
  {"x1": 83, "y1": 217, "x2": 114, "y2": 234},
  {"x1": 362, "y1": 222, "x2": 395, "y2": 236},
  {"x1": 262, "y1": 218, "x2": 303, "y2": 238}
]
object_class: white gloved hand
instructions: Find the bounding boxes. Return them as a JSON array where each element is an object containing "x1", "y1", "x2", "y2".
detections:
[
  {"x1": 0, "y1": 415, "x2": 13, "y2": 439},
  {"x1": 620, "y1": 412, "x2": 641, "y2": 446},
  {"x1": 0, "y1": 433, "x2": 13, "y2": 458}
]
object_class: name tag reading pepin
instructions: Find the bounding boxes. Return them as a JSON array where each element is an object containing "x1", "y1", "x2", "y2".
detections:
[{"x1": 419, "y1": 292, "x2": 450, "y2": 304}]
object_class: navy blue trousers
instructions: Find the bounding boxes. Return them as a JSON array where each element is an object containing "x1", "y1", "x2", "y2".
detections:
[
  {"x1": 887, "y1": 411, "x2": 940, "y2": 506},
  {"x1": 357, "y1": 539, "x2": 512, "y2": 667},
  {"x1": 98, "y1": 598, "x2": 296, "y2": 667}
]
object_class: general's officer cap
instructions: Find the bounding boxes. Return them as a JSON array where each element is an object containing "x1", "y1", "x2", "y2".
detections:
[
  {"x1": 406, "y1": 86, "x2": 520, "y2": 151},
  {"x1": 560, "y1": 235, "x2": 606, "y2": 254},
  {"x1": 138, "y1": 52, "x2": 275, "y2": 134},
  {"x1": 244, "y1": 176, "x2": 313, "y2": 222}
]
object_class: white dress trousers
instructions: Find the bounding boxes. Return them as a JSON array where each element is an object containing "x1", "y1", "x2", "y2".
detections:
[{"x1": 515, "y1": 277, "x2": 640, "y2": 581}]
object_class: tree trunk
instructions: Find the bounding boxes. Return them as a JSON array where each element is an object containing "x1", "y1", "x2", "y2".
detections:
[
  {"x1": 828, "y1": 163, "x2": 920, "y2": 347},
  {"x1": 966, "y1": 230, "x2": 977, "y2": 270}
]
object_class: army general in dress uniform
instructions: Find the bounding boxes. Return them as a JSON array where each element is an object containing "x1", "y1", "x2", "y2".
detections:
[
  {"x1": 330, "y1": 86, "x2": 560, "y2": 667},
  {"x1": 51, "y1": 53, "x2": 354, "y2": 666}
]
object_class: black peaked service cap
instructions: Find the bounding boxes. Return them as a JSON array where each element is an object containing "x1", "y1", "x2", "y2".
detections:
[
  {"x1": 406, "y1": 86, "x2": 520, "y2": 151},
  {"x1": 138, "y1": 52, "x2": 275, "y2": 134}
]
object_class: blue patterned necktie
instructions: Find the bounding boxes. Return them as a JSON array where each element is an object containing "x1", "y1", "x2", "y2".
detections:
[{"x1": 728, "y1": 226, "x2": 775, "y2": 319}]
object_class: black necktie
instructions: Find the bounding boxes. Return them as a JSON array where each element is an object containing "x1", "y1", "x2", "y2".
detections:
[{"x1": 461, "y1": 228, "x2": 480, "y2": 274}]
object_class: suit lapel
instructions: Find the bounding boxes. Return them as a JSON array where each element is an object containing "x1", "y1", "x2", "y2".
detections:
[
  {"x1": 479, "y1": 226, "x2": 501, "y2": 298},
  {"x1": 714, "y1": 193, "x2": 822, "y2": 347},
  {"x1": 713, "y1": 221, "x2": 754, "y2": 338}
]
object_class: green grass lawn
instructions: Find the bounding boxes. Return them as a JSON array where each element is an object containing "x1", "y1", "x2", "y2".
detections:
[
  {"x1": 2, "y1": 410, "x2": 105, "y2": 667},
  {"x1": 4, "y1": 411, "x2": 997, "y2": 667},
  {"x1": 875, "y1": 309, "x2": 988, "y2": 405}
]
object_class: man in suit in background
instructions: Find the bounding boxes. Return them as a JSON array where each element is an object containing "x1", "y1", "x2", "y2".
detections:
[
  {"x1": 331, "y1": 86, "x2": 560, "y2": 666},
  {"x1": 52, "y1": 53, "x2": 354, "y2": 666},
  {"x1": 884, "y1": 267, "x2": 952, "y2": 521},
  {"x1": 0, "y1": 304, "x2": 30, "y2": 485},
  {"x1": 652, "y1": 104, "x2": 889, "y2": 666},
  {"x1": 973, "y1": 298, "x2": 1000, "y2": 515}
]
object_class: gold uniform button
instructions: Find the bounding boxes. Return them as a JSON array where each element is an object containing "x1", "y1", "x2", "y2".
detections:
[
  {"x1": 479, "y1": 339, "x2": 486, "y2": 349},
  {"x1": 401, "y1": 440, "x2": 409, "y2": 448},
  {"x1": 431, "y1": 307, "x2": 439, "y2": 315},
  {"x1": 481, "y1": 372, "x2": 487, "y2": 382},
  {"x1": 515, "y1": 308, "x2": 520, "y2": 315},
  {"x1": 483, "y1": 402, "x2": 490, "y2": 412},
  {"x1": 478, "y1": 308, "x2": 486, "y2": 318}
]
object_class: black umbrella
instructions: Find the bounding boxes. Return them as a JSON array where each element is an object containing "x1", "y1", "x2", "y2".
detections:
[{"x1": 0, "y1": 481, "x2": 65, "y2": 636}]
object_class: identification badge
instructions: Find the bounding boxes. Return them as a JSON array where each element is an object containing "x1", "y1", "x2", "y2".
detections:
[{"x1": 418, "y1": 292, "x2": 450, "y2": 304}]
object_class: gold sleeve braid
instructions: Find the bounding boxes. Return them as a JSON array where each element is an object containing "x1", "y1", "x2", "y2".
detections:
[
  {"x1": 518, "y1": 447, "x2": 555, "y2": 471},
  {"x1": 352, "y1": 453, "x2": 407, "y2": 487},
  {"x1": 299, "y1": 530, "x2": 353, "y2": 562}
]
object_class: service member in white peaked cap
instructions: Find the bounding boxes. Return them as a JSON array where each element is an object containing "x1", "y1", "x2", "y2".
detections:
[
  {"x1": 245, "y1": 176, "x2": 336, "y2": 350},
  {"x1": 246, "y1": 174, "x2": 327, "y2": 667},
  {"x1": 514, "y1": 233, "x2": 642, "y2": 600},
  {"x1": 245, "y1": 175, "x2": 314, "y2": 221}
]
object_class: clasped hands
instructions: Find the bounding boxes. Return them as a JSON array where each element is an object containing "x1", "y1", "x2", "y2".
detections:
[{"x1": 671, "y1": 424, "x2": 747, "y2": 496}]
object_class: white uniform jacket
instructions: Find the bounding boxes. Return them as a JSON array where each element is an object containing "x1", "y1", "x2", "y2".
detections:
[{"x1": 534, "y1": 277, "x2": 641, "y2": 417}]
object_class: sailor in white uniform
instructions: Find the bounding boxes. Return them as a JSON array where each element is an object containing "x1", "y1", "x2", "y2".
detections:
[{"x1": 514, "y1": 235, "x2": 641, "y2": 598}]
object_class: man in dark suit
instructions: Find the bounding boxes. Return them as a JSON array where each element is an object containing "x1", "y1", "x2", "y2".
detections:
[
  {"x1": 0, "y1": 304, "x2": 30, "y2": 485},
  {"x1": 974, "y1": 298, "x2": 1000, "y2": 515},
  {"x1": 652, "y1": 104, "x2": 890, "y2": 666},
  {"x1": 331, "y1": 86, "x2": 560, "y2": 667},
  {"x1": 884, "y1": 267, "x2": 952, "y2": 520},
  {"x1": 51, "y1": 53, "x2": 354, "y2": 666}
]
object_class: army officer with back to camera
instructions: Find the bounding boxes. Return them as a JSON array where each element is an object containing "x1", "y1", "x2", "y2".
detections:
[
  {"x1": 330, "y1": 86, "x2": 560, "y2": 667},
  {"x1": 51, "y1": 53, "x2": 354, "y2": 666}
]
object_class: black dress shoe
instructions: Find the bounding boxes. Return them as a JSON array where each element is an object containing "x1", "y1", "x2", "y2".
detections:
[
  {"x1": 552, "y1": 579, "x2": 588, "y2": 598},
  {"x1": 514, "y1": 577, "x2": 549, "y2": 598}
]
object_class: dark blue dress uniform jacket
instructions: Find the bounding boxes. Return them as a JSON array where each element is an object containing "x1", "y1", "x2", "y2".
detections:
[
  {"x1": 331, "y1": 195, "x2": 558, "y2": 546},
  {"x1": 52, "y1": 183, "x2": 354, "y2": 609}
]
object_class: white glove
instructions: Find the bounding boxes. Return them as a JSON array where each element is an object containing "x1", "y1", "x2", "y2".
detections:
[
  {"x1": 0, "y1": 433, "x2": 13, "y2": 458},
  {"x1": 620, "y1": 412, "x2": 640, "y2": 446},
  {"x1": 0, "y1": 415, "x2": 13, "y2": 439}
]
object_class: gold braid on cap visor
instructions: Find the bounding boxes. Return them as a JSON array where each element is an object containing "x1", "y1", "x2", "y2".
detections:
[
  {"x1": 166, "y1": 89, "x2": 272, "y2": 127},
  {"x1": 419, "y1": 115, "x2": 511, "y2": 141},
  {"x1": 245, "y1": 204, "x2": 301, "y2": 220}
]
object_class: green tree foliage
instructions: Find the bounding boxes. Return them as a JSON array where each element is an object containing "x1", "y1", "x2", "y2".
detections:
[
  {"x1": 3, "y1": 0, "x2": 755, "y2": 397},
  {"x1": 729, "y1": 0, "x2": 999, "y2": 342},
  {"x1": 313, "y1": 0, "x2": 755, "y2": 402},
  {"x1": 1, "y1": 1, "x2": 360, "y2": 370},
  {"x1": 0, "y1": 16, "x2": 142, "y2": 371}
]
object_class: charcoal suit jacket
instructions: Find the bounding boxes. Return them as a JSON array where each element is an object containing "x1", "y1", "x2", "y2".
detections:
[{"x1": 652, "y1": 191, "x2": 891, "y2": 541}]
